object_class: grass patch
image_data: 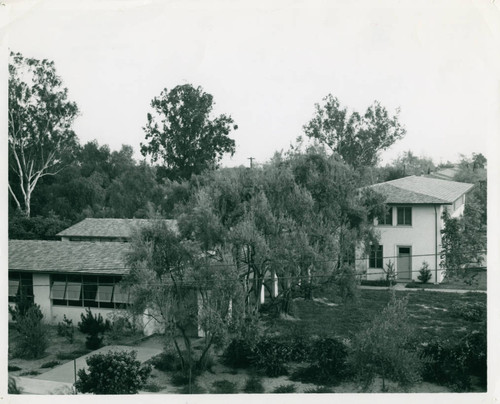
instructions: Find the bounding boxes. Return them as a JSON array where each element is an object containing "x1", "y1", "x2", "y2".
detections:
[
  {"x1": 142, "y1": 381, "x2": 163, "y2": 392},
  {"x1": 304, "y1": 386, "x2": 334, "y2": 393},
  {"x1": 56, "y1": 349, "x2": 91, "y2": 361},
  {"x1": 265, "y1": 289, "x2": 486, "y2": 341}
]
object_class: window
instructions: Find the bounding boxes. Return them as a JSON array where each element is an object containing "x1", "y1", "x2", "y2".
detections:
[
  {"x1": 9, "y1": 272, "x2": 34, "y2": 303},
  {"x1": 369, "y1": 245, "x2": 383, "y2": 268},
  {"x1": 51, "y1": 275, "x2": 127, "y2": 309},
  {"x1": 397, "y1": 207, "x2": 412, "y2": 226},
  {"x1": 378, "y1": 207, "x2": 393, "y2": 226}
]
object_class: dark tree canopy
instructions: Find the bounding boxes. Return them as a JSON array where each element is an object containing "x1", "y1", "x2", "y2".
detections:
[
  {"x1": 303, "y1": 95, "x2": 406, "y2": 168},
  {"x1": 9, "y1": 52, "x2": 80, "y2": 217},
  {"x1": 141, "y1": 84, "x2": 237, "y2": 181}
]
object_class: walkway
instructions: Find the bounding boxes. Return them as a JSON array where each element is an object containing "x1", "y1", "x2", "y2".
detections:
[
  {"x1": 359, "y1": 283, "x2": 486, "y2": 294},
  {"x1": 35, "y1": 345, "x2": 162, "y2": 384}
]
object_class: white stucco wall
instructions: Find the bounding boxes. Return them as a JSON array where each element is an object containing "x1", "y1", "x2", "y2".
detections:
[{"x1": 357, "y1": 205, "x2": 446, "y2": 284}]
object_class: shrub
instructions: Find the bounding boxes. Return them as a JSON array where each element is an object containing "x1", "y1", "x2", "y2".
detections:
[
  {"x1": 75, "y1": 350, "x2": 151, "y2": 394},
  {"x1": 77, "y1": 308, "x2": 110, "y2": 350},
  {"x1": 57, "y1": 315, "x2": 74, "y2": 343},
  {"x1": 107, "y1": 314, "x2": 136, "y2": 341},
  {"x1": 251, "y1": 337, "x2": 291, "y2": 377},
  {"x1": 9, "y1": 292, "x2": 36, "y2": 322},
  {"x1": 291, "y1": 337, "x2": 348, "y2": 386},
  {"x1": 13, "y1": 304, "x2": 48, "y2": 359},
  {"x1": 304, "y1": 386, "x2": 334, "y2": 393},
  {"x1": 360, "y1": 279, "x2": 393, "y2": 287},
  {"x1": 243, "y1": 376, "x2": 264, "y2": 393},
  {"x1": 150, "y1": 350, "x2": 180, "y2": 372},
  {"x1": 422, "y1": 327, "x2": 486, "y2": 392},
  {"x1": 142, "y1": 381, "x2": 162, "y2": 392},
  {"x1": 8, "y1": 377, "x2": 22, "y2": 394},
  {"x1": 449, "y1": 301, "x2": 486, "y2": 322},
  {"x1": 222, "y1": 338, "x2": 254, "y2": 368},
  {"x1": 179, "y1": 383, "x2": 205, "y2": 394},
  {"x1": 171, "y1": 371, "x2": 192, "y2": 386},
  {"x1": 417, "y1": 261, "x2": 432, "y2": 283},
  {"x1": 211, "y1": 379, "x2": 238, "y2": 394},
  {"x1": 20, "y1": 370, "x2": 40, "y2": 376},
  {"x1": 272, "y1": 384, "x2": 296, "y2": 393},
  {"x1": 348, "y1": 294, "x2": 423, "y2": 391},
  {"x1": 40, "y1": 360, "x2": 60, "y2": 369},
  {"x1": 8, "y1": 365, "x2": 22, "y2": 372}
]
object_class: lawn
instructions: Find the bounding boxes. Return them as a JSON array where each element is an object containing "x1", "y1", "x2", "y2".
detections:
[{"x1": 266, "y1": 288, "x2": 486, "y2": 341}]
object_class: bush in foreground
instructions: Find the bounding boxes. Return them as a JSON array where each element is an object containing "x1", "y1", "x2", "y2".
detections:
[
  {"x1": 12, "y1": 304, "x2": 48, "y2": 359},
  {"x1": 75, "y1": 350, "x2": 151, "y2": 394},
  {"x1": 243, "y1": 376, "x2": 264, "y2": 393},
  {"x1": 211, "y1": 380, "x2": 238, "y2": 394},
  {"x1": 78, "y1": 308, "x2": 110, "y2": 350}
]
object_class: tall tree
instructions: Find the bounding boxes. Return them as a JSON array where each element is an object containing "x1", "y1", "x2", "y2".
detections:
[
  {"x1": 141, "y1": 84, "x2": 237, "y2": 181},
  {"x1": 303, "y1": 95, "x2": 406, "y2": 168},
  {"x1": 8, "y1": 52, "x2": 79, "y2": 217}
]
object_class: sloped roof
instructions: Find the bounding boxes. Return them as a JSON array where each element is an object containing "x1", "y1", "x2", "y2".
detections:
[
  {"x1": 368, "y1": 175, "x2": 474, "y2": 205},
  {"x1": 9, "y1": 240, "x2": 131, "y2": 275},
  {"x1": 57, "y1": 218, "x2": 177, "y2": 239},
  {"x1": 426, "y1": 167, "x2": 459, "y2": 181}
]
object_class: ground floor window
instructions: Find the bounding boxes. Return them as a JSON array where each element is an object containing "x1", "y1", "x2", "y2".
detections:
[
  {"x1": 50, "y1": 274, "x2": 130, "y2": 309},
  {"x1": 9, "y1": 272, "x2": 34, "y2": 304},
  {"x1": 369, "y1": 245, "x2": 384, "y2": 269}
]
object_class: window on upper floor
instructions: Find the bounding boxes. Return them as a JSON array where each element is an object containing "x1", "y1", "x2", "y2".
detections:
[
  {"x1": 369, "y1": 245, "x2": 383, "y2": 268},
  {"x1": 397, "y1": 207, "x2": 412, "y2": 226},
  {"x1": 377, "y1": 206, "x2": 393, "y2": 226}
]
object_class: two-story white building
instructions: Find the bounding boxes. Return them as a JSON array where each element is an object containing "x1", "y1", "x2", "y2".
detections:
[{"x1": 357, "y1": 175, "x2": 474, "y2": 284}]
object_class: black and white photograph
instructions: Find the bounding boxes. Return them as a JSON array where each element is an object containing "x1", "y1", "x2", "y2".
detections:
[{"x1": 3, "y1": 0, "x2": 498, "y2": 399}]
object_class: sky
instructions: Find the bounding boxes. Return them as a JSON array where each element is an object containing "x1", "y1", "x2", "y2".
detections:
[{"x1": 2, "y1": 0, "x2": 500, "y2": 170}]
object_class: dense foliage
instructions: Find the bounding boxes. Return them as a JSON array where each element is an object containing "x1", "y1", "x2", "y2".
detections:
[
  {"x1": 75, "y1": 350, "x2": 152, "y2": 394},
  {"x1": 10, "y1": 303, "x2": 48, "y2": 359},
  {"x1": 141, "y1": 84, "x2": 237, "y2": 181},
  {"x1": 78, "y1": 308, "x2": 111, "y2": 350}
]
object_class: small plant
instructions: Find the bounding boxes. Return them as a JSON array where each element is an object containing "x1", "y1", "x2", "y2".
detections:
[
  {"x1": 251, "y1": 337, "x2": 291, "y2": 377},
  {"x1": 57, "y1": 315, "x2": 74, "y2": 343},
  {"x1": 142, "y1": 381, "x2": 162, "y2": 392},
  {"x1": 8, "y1": 365, "x2": 22, "y2": 372},
  {"x1": 418, "y1": 262, "x2": 432, "y2": 284},
  {"x1": 211, "y1": 379, "x2": 238, "y2": 394},
  {"x1": 449, "y1": 301, "x2": 486, "y2": 322},
  {"x1": 107, "y1": 314, "x2": 135, "y2": 341},
  {"x1": 223, "y1": 338, "x2": 254, "y2": 368},
  {"x1": 12, "y1": 304, "x2": 48, "y2": 359},
  {"x1": 272, "y1": 384, "x2": 296, "y2": 393},
  {"x1": 77, "y1": 308, "x2": 110, "y2": 350},
  {"x1": 384, "y1": 261, "x2": 396, "y2": 285},
  {"x1": 243, "y1": 376, "x2": 264, "y2": 393},
  {"x1": 149, "y1": 350, "x2": 180, "y2": 372},
  {"x1": 40, "y1": 360, "x2": 60, "y2": 369},
  {"x1": 75, "y1": 350, "x2": 151, "y2": 394},
  {"x1": 171, "y1": 371, "x2": 192, "y2": 387},
  {"x1": 304, "y1": 386, "x2": 334, "y2": 393},
  {"x1": 179, "y1": 383, "x2": 205, "y2": 394},
  {"x1": 8, "y1": 377, "x2": 22, "y2": 394}
]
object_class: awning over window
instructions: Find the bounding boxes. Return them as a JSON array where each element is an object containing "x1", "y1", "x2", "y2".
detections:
[
  {"x1": 112, "y1": 284, "x2": 129, "y2": 304},
  {"x1": 51, "y1": 281, "x2": 67, "y2": 299},
  {"x1": 9, "y1": 280, "x2": 19, "y2": 297},
  {"x1": 96, "y1": 285, "x2": 113, "y2": 302},
  {"x1": 66, "y1": 282, "x2": 82, "y2": 301}
]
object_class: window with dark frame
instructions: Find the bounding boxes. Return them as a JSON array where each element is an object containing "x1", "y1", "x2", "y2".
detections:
[
  {"x1": 9, "y1": 272, "x2": 34, "y2": 303},
  {"x1": 369, "y1": 245, "x2": 383, "y2": 269},
  {"x1": 378, "y1": 206, "x2": 393, "y2": 225},
  {"x1": 397, "y1": 207, "x2": 412, "y2": 226},
  {"x1": 50, "y1": 274, "x2": 129, "y2": 309}
]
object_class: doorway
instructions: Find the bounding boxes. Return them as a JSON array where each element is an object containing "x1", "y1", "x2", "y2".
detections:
[{"x1": 397, "y1": 246, "x2": 412, "y2": 280}]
